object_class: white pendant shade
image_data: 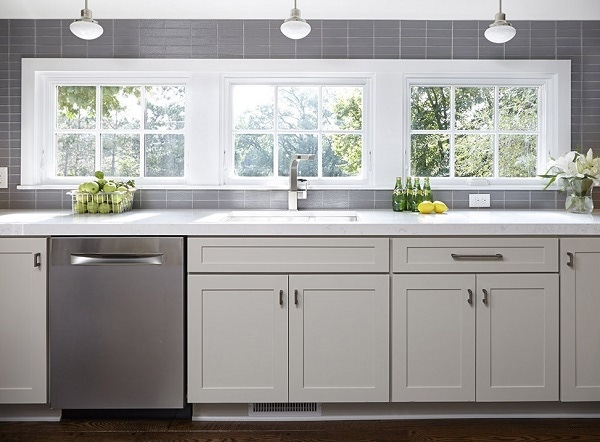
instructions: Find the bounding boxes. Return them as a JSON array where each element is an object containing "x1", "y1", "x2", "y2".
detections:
[
  {"x1": 484, "y1": 21, "x2": 516, "y2": 43},
  {"x1": 70, "y1": 0, "x2": 103, "y2": 40},
  {"x1": 281, "y1": 1, "x2": 311, "y2": 40},
  {"x1": 484, "y1": 0, "x2": 516, "y2": 44}
]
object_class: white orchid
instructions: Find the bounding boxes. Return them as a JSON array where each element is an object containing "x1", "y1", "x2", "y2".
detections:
[{"x1": 541, "y1": 148, "x2": 600, "y2": 189}]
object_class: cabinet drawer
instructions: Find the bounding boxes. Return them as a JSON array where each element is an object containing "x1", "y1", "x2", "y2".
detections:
[
  {"x1": 392, "y1": 237, "x2": 558, "y2": 273},
  {"x1": 188, "y1": 237, "x2": 389, "y2": 273}
]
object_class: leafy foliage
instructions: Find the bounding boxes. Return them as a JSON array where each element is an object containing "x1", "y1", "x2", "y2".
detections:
[
  {"x1": 55, "y1": 85, "x2": 185, "y2": 179},
  {"x1": 410, "y1": 85, "x2": 540, "y2": 178},
  {"x1": 233, "y1": 85, "x2": 363, "y2": 179}
]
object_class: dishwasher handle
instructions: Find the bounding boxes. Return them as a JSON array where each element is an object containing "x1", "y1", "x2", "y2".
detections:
[{"x1": 70, "y1": 253, "x2": 164, "y2": 266}]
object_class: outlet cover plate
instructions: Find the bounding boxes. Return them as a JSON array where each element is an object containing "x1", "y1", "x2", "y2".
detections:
[
  {"x1": 469, "y1": 193, "x2": 490, "y2": 208},
  {"x1": 0, "y1": 166, "x2": 7, "y2": 188}
]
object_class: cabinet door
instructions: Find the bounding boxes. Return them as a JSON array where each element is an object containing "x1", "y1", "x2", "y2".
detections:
[
  {"x1": 392, "y1": 274, "x2": 476, "y2": 402},
  {"x1": 561, "y1": 239, "x2": 600, "y2": 401},
  {"x1": 188, "y1": 274, "x2": 288, "y2": 403},
  {"x1": 0, "y1": 238, "x2": 47, "y2": 404},
  {"x1": 288, "y1": 274, "x2": 389, "y2": 402},
  {"x1": 476, "y1": 274, "x2": 559, "y2": 402}
]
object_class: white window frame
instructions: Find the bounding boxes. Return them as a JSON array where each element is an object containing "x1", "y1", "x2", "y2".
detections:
[
  {"x1": 223, "y1": 76, "x2": 371, "y2": 186},
  {"x1": 51, "y1": 81, "x2": 187, "y2": 184},
  {"x1": 404, "y1": 72, "x2": 565, "y2": 188},
  {"x1": 21, "y1": 58, "x2": 570, "y2": 190}
]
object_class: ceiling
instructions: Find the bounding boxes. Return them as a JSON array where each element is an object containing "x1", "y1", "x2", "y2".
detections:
[{"x1": 2, "y1": 0, "x2": 600, "y2": 21}]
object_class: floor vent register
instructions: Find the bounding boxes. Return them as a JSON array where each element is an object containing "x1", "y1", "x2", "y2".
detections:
[{"x1": 248, "y1": 402, "x2": 322, "y2": 417}]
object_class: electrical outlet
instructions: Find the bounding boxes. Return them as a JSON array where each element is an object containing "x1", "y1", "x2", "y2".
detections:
[
  {"x1": 0, "y1": 167, "x2": 8, "y2": 188},
  {"x1": 469, "y1": 193, "x2": 490, "y2": 208}
]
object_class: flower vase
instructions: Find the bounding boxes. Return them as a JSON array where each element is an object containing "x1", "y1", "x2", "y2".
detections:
[{"x1": 565, "y1": 177, "x2": 594, "y2": 214}]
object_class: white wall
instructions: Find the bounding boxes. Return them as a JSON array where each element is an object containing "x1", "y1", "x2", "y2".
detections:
[{"x1": 2, "y1": 0, "x2": 600, "y2": 20}]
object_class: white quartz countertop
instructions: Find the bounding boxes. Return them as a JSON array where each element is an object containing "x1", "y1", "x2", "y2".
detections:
[{"x1": 1, "y1": 209, "x2": 600, "y2": 236}]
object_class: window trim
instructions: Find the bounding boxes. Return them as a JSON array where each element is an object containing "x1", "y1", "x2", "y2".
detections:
[
  {"x1": 21, "y1": 58, "x2": 570, "y2": 190},
  {"x1": 402, "y1": 65, "x2": 570, "y2": 189}
]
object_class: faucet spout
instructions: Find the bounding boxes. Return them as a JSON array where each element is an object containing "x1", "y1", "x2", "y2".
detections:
[{"x1": 288, "y1": 154, "x2": 315, "y2": 210}]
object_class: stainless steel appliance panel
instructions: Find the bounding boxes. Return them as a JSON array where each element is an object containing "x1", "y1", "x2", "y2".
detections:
[{"x1": 49, "y1": 237, "x2": 184, "y2": 409}]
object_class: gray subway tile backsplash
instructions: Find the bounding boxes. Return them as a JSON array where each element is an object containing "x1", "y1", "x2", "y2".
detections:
[{"x1": 0, "y1": 19, "x2": 598, "y2": 210}]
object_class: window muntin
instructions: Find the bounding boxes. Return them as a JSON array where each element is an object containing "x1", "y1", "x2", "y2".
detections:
[
  {"x1": 54, "y1": 84, "x2": 185, "y2": 180},
  {"x1": 230, "y1": 83, "x2": 365, "y2": 182},
  {"x1": 409, "y1": 85, "x2": 541, "y2": 180}
]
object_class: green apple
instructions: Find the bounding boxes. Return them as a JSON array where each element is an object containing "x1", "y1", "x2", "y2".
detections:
[
  {"x1": 78, "y1": 181, "x2": 100, "y2": 194},
  {"x1": 110, "y1": 193, "x2": 123, "y2": 204},
  {"x1": 74, "y1": 202, "x2": 87, "y2": 214},
  {"x1": 103, "y1": 181, "x2": 117, "y2": 193},
  {"x1": 98, "y1": 202, "x2": 111, "y2": 214},
  {"x1": 87, "y1": 201, "x2": 99, "y2": 213}
]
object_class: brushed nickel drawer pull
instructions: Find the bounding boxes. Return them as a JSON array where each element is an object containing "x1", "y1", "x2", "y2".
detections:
[{"x1": 451, "y1": 253, "x2": 503, "y2": 260}]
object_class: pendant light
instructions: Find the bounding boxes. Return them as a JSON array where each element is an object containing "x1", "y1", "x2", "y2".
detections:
[
  {"x1": 281, "y1": 0, "x2": 311, "y2": 40},
  {"x1": 484, "y1": 0, "x2": 516, "y2": 44},
  {"x1": 70, "y1": 0, "x2": 104, "y2": 41}
]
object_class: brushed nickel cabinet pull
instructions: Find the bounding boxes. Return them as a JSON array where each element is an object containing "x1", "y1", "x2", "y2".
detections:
[
  {"x1": 567, "y1": 252, "x2": 574, "y2": 267},
  {"x1": 482, "y1": 289, "x2": 489, "y2": 305},
  {"x1": 34, "y1": 252, "x2": 42, "y2": 268},
  {"x1": 451, "y1": 253, "x2": 503, "y2": 260}
]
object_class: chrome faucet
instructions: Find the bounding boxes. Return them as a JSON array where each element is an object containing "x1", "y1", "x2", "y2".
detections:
[{"x1": 288, "y1": 154, "x2": 315, "y2": 210}]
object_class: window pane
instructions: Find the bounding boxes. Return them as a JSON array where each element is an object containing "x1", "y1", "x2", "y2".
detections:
[
  {"x1": 499, "y1": 134, "x2": 538, "y2": 177},
  {"x1": 56, "y1": 86, "x2": 96, "y2": 130},
  {"x1": 278, "y1": 134, "x2": 318, "y2": 177},
  {"x1": 410, "y1": 134, "x2": 450, "y2": 177},
  {"x1": 455, "y1": 134, "x2": 493, "y2": 177},
  {"x1": 323, "y1": 86, "x2": 363, "y2": 130},
  {"x1": 101, "y1": 134, "x2": 140, "y2": 177},
  {"x1": 455, "y1": 87, "x2": 494, "y2": 130},
  {"x1": 101, "y1": 86, "x2": 141, "y2": 130},
  {"x1": 411, "y1": 86, "x2": 450, "y2": 130},
  {"x1": 323, "y1": 134, "x2": 362, "y2": 177},
  {"x1": 278, "y1": 86, "x2": 318, "y2": 130},
  {"x1": 234, "y1": 134, "x2": 274, "y2": 177},
  {"x1": 145, "y1": 86, "x2": 185, "y2": 130},
  {"x1": 55, "y1": 134, "x2": 95, "y2": 177},
  {"x1": 499, "y1": 87, "x2": 538, "y2": 131},
  {"x1": 145, "y1": 134, "x2": 184, "y2": 177},
  {"x1": 233, "y1": 85, "x2": 274, "y2": 130}
]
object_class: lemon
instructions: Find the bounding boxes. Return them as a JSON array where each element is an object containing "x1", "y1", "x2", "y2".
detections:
[
  {"x1": 417, "y1": 200, "x2": 435, "y2": 214},
  {"x1": 433, "y1": 201, "x2": 448, "y2": 213}
]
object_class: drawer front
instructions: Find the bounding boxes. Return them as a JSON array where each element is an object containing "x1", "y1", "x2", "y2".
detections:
[
  {"x1": 392, "y1": 237, "x2": 558, "y2": 273},
  {"x1": 188, "y1": 237, "x2": 389, "y2": 273}
]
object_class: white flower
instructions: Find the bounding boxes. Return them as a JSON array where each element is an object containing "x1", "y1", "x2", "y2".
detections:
[{"x1": 542, "y1": 148, "x2": 600, "y2": 188}]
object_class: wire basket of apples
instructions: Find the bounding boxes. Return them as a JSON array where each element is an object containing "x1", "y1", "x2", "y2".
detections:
[{"x1": 68, "y1": 171, "x2": 136, "y2": 214}]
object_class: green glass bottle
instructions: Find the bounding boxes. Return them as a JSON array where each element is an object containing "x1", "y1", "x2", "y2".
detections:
[
  {"x1": 392, "y1": 177, "x2": 405, "y2": 212},
  {"x1": 405, "y1": 177, "x2": 413, "y2": 212},
  {"x1": 412, "y1": 177, "x2": 422, "y2": 212},
  {"x1": 423, "y1": 177, "x2": 433, "y2": 202}
]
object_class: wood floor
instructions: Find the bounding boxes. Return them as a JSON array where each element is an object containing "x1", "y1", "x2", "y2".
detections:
[{"x1": 1, "y1": 418, "x2": 600, "y2": 441}]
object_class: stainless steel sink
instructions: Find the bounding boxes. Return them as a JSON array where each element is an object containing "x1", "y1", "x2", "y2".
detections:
[{"x1": 223, "y1": 210, "x2": 358, "y2": 223}]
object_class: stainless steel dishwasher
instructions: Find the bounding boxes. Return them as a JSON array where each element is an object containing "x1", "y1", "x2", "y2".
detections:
[{"x1": 49, "y1": 237, "x2": 184, "y2": 409}]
